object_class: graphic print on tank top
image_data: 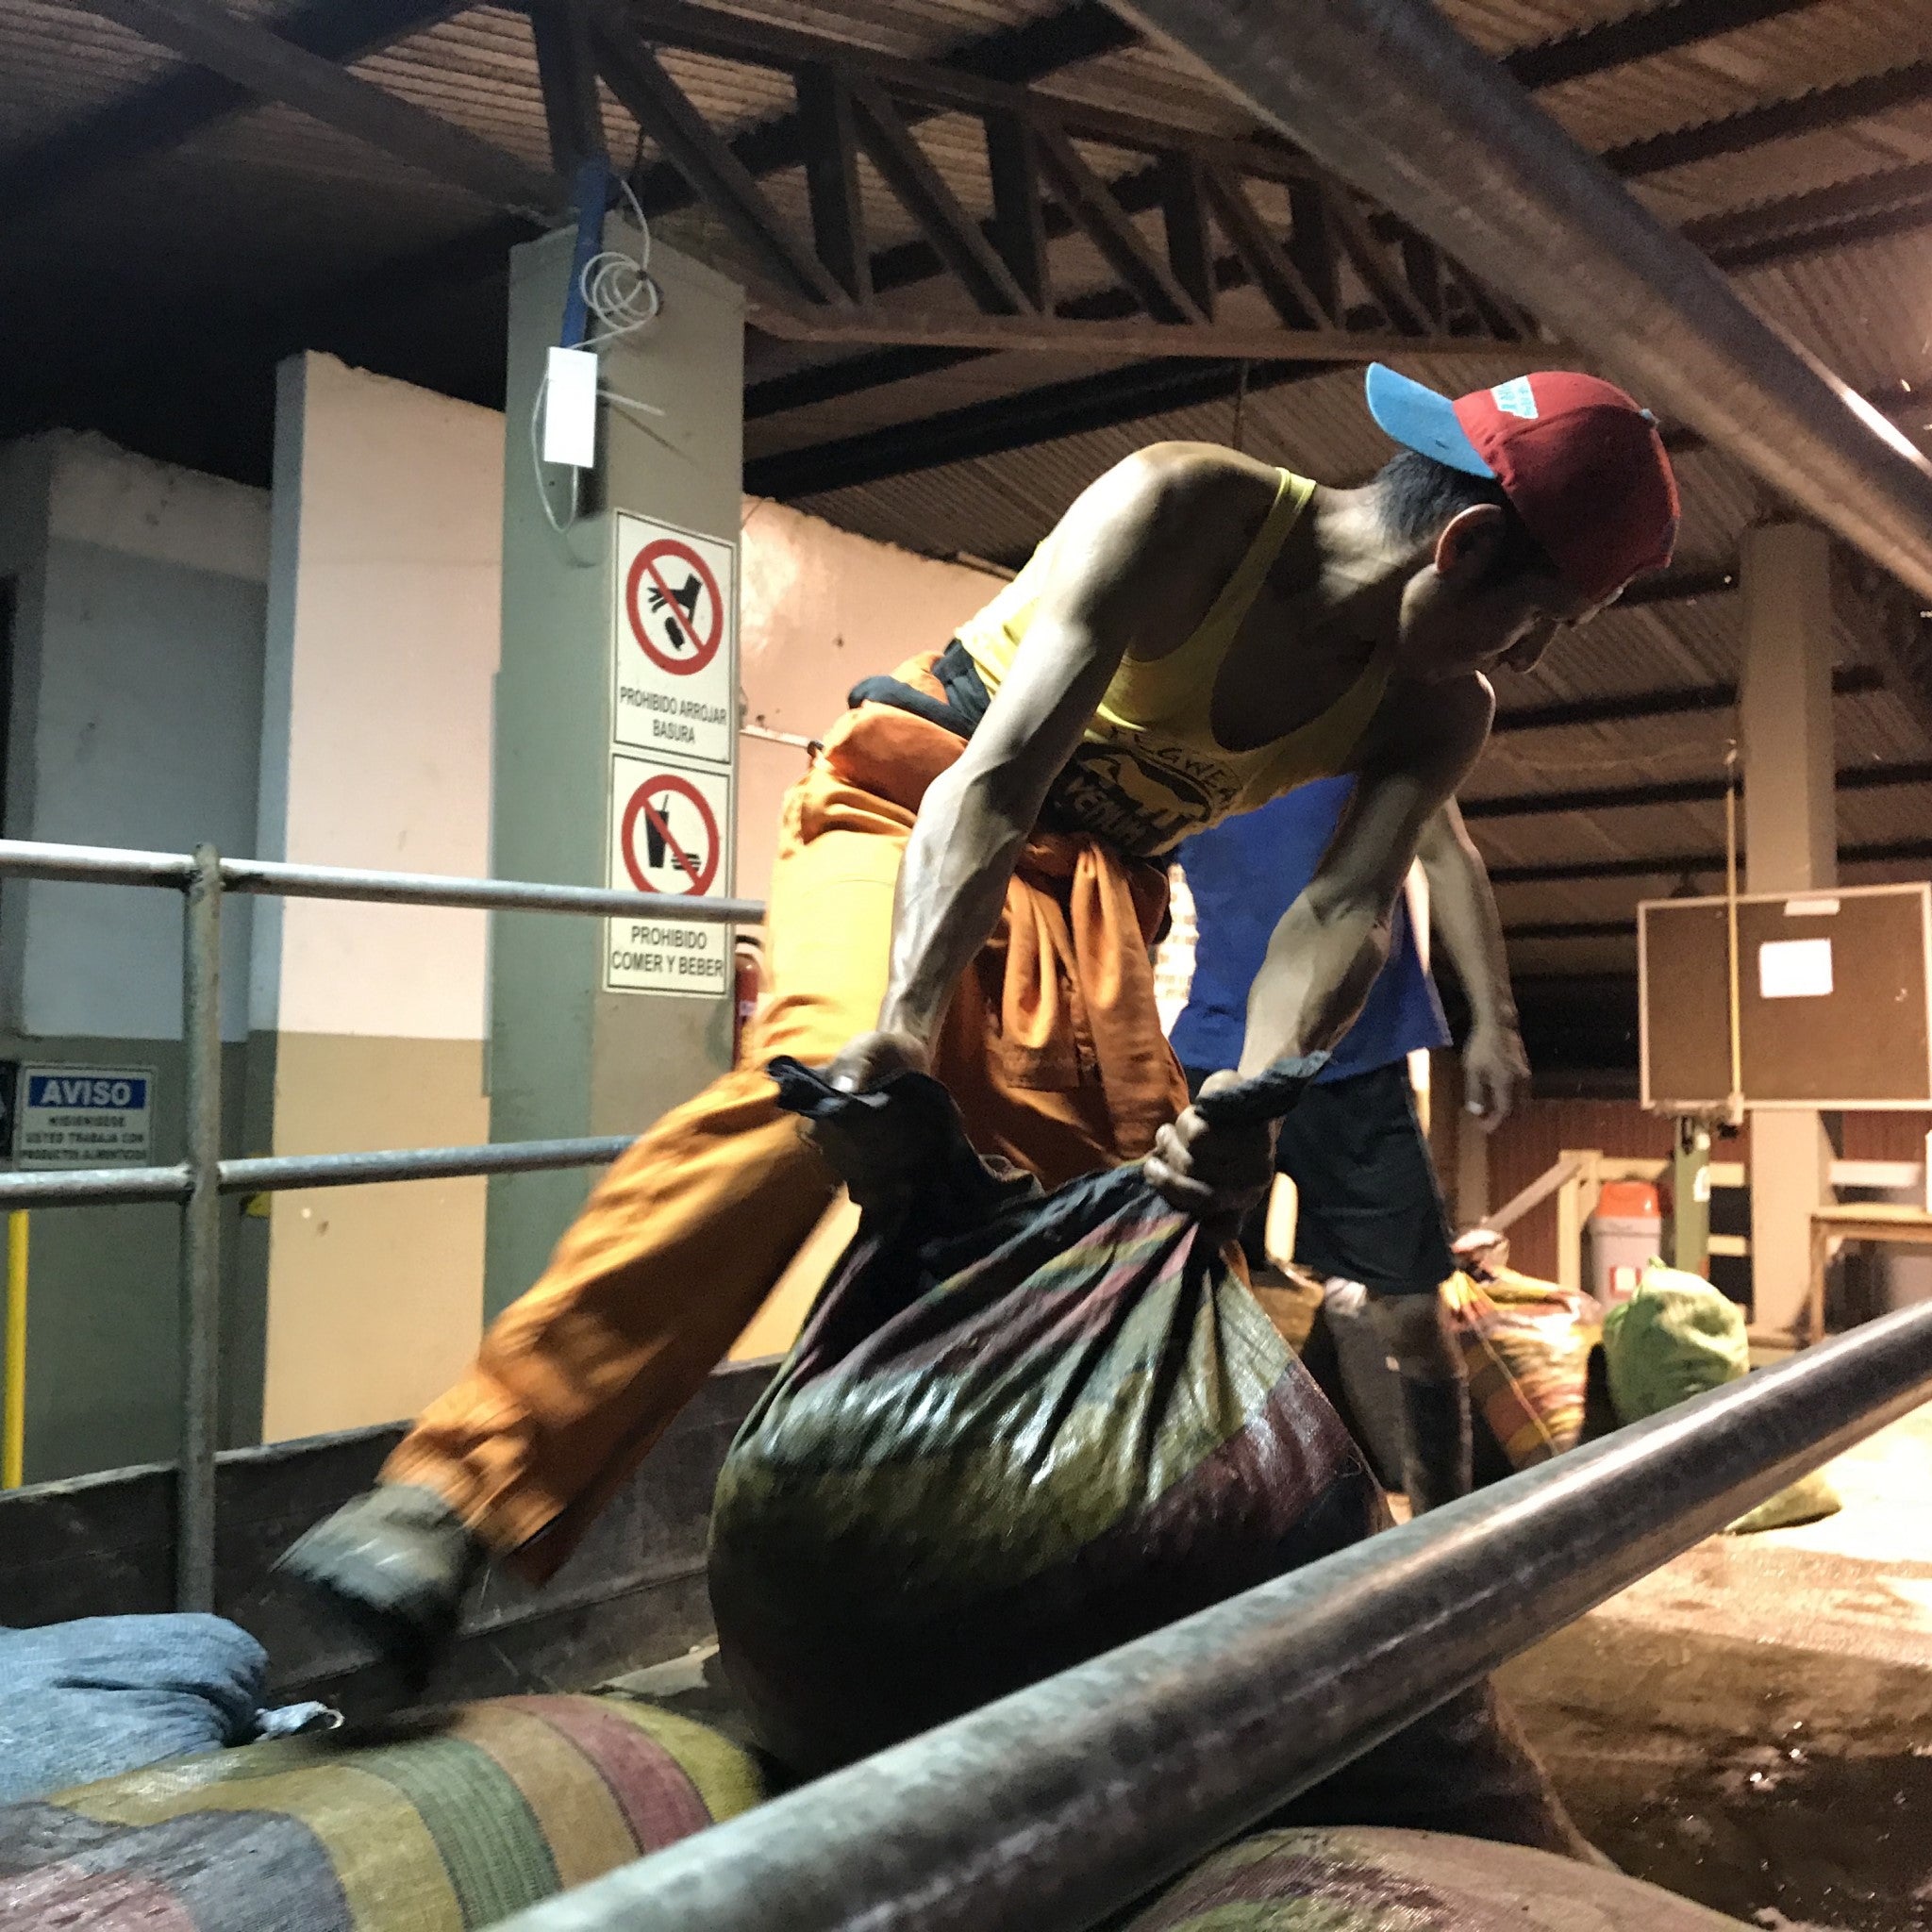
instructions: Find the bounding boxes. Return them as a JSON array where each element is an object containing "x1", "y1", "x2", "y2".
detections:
[
  {"x1": 1041, "y1": 735, "x2": 1240, "y2": 857},
  {"x1": 953, "y1": 467, "x2": 1392, "y2": 858}
]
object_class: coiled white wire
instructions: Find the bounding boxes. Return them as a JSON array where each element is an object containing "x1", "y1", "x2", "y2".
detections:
[{"x1": 532, "y1": 173, "x2": 667, "y2": 538}]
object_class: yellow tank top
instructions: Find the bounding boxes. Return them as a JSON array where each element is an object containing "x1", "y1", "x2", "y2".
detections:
[{"x1": 955, "y1": 468, "x2": 1394, "y2": 857}]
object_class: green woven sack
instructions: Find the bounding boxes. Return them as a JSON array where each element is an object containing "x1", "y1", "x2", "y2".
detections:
[
  {"x1": 709, "y1": 1060, "x2": 1594, "y2": 1863},
  {"x1": 1601, "y1": 1262, "x2": 1837, "y2": 1534},
  {"x1": 1601, "y1": 1262, "x2": 1748, "y2": 1423}
]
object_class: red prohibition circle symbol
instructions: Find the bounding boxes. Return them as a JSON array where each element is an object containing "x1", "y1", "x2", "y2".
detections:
[
  {"x1": 625, "y1": 538, "x2": 724, "y2": 675},
  {"x1": 622, "y1": 774, "x2": 720, "y2": 896}
]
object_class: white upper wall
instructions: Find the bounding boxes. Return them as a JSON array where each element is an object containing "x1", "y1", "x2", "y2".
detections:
[
  {"x1": 48, "y1": 432, "x2": 272, "y2": 580},
  {"x1": 736, "y1": 495, "x2": 1000, "y2": 902},
  {"x1": 1, "y1": 434, "x2": 269, "y2": 1041},
  {"x1": 254, "y1": 353, "x2": 503, "y2": 1041}
]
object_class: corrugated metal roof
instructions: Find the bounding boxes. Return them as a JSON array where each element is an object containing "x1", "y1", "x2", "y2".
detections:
[
  {"x1": 789, "y1": 356, "x2": 1762, "y2": 568},
  {"x1": 353, "y1": 8, "x2": 556, "y2": 166},
  {"x1": 1734, "y1": 236, "x2": 1932, "y2": 391},
  {"x1": 1535, "y1": 0, "x2": 1932, "y2": 155},
  {"x1": 1, "y1": 0, "x2": 196, "y2": 141}
]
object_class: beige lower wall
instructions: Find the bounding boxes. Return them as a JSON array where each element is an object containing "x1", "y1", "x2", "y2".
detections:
[{"x1": 260, "y1": 1031, "x2": 489, "y2": 1441}]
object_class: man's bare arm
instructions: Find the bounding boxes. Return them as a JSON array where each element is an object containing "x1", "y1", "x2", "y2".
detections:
[
  {"x1": 1236, "y1": 679, "x2": 1493, "y2": 1077},
  {"x1": 826, "y1": 450, "x2": 1224, "y2": 1090},
  {"x1": 1416, "y1": 797, "x2": 1528, "y2": 1127},
  {"x1": 1144, "y1": 689, "x2": 1492, "y2": 1216}
]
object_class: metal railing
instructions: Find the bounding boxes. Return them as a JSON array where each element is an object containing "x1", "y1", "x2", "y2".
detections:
[
  {"x1": 499, "y1": 1294, "x2": 1932, "y2": 1932},
  {"x1": 0, "y1": 837, "x2": 763, "y2": 1610}
]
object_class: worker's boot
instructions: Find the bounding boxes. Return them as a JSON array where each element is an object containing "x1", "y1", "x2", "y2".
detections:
[
  {"x1": 278, "y1": 1484, "x2": 483, "y2": 1696},
  {"x1": 1397, "y1": 1372, "x2": 1473, "y2": 1515}
]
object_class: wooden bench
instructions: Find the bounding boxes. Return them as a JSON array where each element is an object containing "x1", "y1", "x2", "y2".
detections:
[{"x1": 1807, "y1": 1202, "x2": 1932, "y2": 1343}]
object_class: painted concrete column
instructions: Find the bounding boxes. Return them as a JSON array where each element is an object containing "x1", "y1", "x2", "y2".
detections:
[
  {"x1": 1739, "y1": 521, "x2": 1836, "y2": 1337},
  {"x1": 253, "y1": 354, "x2": 503, "y2": 1440},
  {"x1": 485, "y1": 227, "x2": 745, "y2": 1317}
]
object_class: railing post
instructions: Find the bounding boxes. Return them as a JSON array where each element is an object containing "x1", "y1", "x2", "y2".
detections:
[
  {"x1": 1672, "y1": 1116, "x2": 1712, "y2": 1275},
  {"x1": 177, "y1": 843, "x2": 224, "y2": 1611},
  {"x1": 2, "y1": 1212, "x2": 26, "y2": 1488},
  {"x1": 1555, "y1": 1148, "x2": 1600, "y2": 1296}
]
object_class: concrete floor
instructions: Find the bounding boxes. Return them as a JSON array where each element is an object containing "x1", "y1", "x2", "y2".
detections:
[{"x1": 1502, "y1": 1400, "x2": 1932, "y2": 1930}]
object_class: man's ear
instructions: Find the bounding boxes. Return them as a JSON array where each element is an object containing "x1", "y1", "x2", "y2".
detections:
[{"x1": 1432, "y1": 503, "x2": 1506, "y2": 584}]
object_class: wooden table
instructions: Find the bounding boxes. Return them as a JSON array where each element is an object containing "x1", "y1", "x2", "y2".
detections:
[{"x1": 1807, "y1": 1201, "x2": 1932, "y2": 1342}]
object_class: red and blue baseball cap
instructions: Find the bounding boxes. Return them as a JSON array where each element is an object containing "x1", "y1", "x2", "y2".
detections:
[{"x1": 1365, "y1": 364, "x2": 1679, "y2": 605}]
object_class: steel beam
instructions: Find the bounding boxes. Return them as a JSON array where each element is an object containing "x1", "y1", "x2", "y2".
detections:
[
  {"x1": 1617, "y1": 565, "x2": 1736, "y2": 607},
  {"x1": 1463, "y1": 758, "x2": 1932, "y2": 822},
  {"x1": 1499, "y1": 0, "x2": 1818, "y2": 92},
  {"x1": 749, "y1": 358, "x2": 1342, "y2": 499},
  {"x1": 1491, "y1": 662, "x2": 1885, "y2": 734},
  {"x1": 1607, "y1": 58, "x2": 1932, "y2": 182},
  {"x1": 592, "y1": 28, "x2": 844, "y2": 307},
  {"x1": 1692, "y1": 160, "x2": 1932, "y2": 268},
  {"x1": 797, "y1": 66, "x2": 873, "y2": 304},
  {"x1": 1, "y1": 0, "x2": 466, "y2": 229},
  {"x1": 618, "y1": 0, "x2": 1143, "y2": 225},
  {"x1": 847, "y1": 77, "x2": 1033, "y2": 316},
  {"x1": 531, "y1": 0, "x2": 608, "y2": 173},
  {"x1": 73, "y1": 0, "x2": 567, "y2": 217},
  {"x1": 1486, "y1": 837, "x2": 1932, "y2": 885},
  {"x1": 1505, "y1": 920, "x2": 1637, "y2": 940},
  {"x1": 1108, "y1": 0, "x2": 1932, "y2": 628}
]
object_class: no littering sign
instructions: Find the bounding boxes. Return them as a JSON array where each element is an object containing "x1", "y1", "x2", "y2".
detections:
[
  {"x1": 612, "y1": 512, "x2": 737, "y2": 770},
  {"x1": 606, "y1": 754, "x2": 732, "y2": 997}
]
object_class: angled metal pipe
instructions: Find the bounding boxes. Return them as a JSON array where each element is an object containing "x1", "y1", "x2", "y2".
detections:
[
  {"x1": 1108, "y1": 0, "x2": 1932, "y2": 638},
  {"x1": 217, "y1": 1136, "x2": 635, "y2": 1194}
]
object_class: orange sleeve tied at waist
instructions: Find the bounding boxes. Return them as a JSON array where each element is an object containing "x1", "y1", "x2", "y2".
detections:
[{"x1": 809, "y1": 652, "x2": 1183, "y2": 1158}]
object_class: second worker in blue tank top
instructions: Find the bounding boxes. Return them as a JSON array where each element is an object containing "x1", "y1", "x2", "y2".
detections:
[{"x1": 1173, "y1": 779, "x2": 1528, "y2": 1510}]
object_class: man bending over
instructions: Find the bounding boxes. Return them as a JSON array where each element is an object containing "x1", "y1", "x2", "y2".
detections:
[{"x1": 285, "y1": 365, "x2": 1677, "y2": 1680}]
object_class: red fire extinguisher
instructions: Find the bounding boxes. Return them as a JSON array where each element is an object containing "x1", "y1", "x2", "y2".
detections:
[{"x1": 733, "y1": 938, "x2": 763, "y2": 1064}]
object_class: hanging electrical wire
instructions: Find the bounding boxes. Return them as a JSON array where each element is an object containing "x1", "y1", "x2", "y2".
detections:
[{"x1": 530, "y1": 172, "x2": 668, "y2": 540}]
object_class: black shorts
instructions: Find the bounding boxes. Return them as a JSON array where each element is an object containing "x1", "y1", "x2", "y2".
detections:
[{"x1": 1185, "y1": 1059, "x2": 1456, "y2": 1297}]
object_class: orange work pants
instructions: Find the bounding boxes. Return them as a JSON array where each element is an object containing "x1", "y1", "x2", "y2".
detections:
[{"x1": 385, "y1": 699, "x2": 1186, "y2": 1579}]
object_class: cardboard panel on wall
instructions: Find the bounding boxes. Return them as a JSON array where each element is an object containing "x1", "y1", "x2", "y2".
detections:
[{"x1": 1641, "y1": 883, "x2": 1932, "y2": 1109}]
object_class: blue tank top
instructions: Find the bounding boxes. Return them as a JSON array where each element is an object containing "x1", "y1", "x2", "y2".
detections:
[{"x1": 1169, "y1": 775, "x2": 1450, "y2": 1083}]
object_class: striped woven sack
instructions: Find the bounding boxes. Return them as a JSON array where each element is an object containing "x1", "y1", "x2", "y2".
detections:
[
  {"x1": 0, "y1": 1692, "x2": 762, "y2": 1930},
  {"x1": 1125, "y1": 1826, "x2": 1750, "y2": 1929},
  {"x1": 708, "y1": 1062, "x2": 1594, "y2": 1861},
  {"x1": 1441, "y1": 1269, "x2": 1596, "y2": 1472}
]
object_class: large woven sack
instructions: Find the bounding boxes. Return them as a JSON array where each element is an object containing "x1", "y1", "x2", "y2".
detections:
[
  {"x1": 1126, "y1": 1826, "x2": 1751, "y2": 1929},
  {"x1": 709, "y1": 1061, "x2": 1592, "y2": 1858},
  {"x1": 0, "y1": 1691, "x2": 763, "y2": 1929},
  {"x1": 1441, "y1": 1268, "x2": 1596, "y2": 1473},
  {"x1": 1602, "y1": 1262, "x2": 1838, "y2": 1533},
  {"x1": 0, "y1": 1615, "x2": 278, "y2": 1804},
  {"x1": 1601, "y1": 1261, "x2": 1748, "y2": 1422}
]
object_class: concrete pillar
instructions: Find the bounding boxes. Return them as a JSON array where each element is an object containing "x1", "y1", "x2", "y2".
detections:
[
  {"x1": 253, "y1": 355, "x2": 502, "y2": 1440},
  {"x1": 1739, "y1": 522, "x2": 1836, "y2": 1337},
  {"x1": 486, "y1": 225, "x2": 744, "y2": 1317}
]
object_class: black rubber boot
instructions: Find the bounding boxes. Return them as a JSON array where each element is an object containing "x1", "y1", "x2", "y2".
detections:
[
  {"x1": 1398, "y1": 1372, "x2": 1473, "y2": 1514},
  {"x1": 278, "y1": 1484, "x2": 483, "y2": 1696}
]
